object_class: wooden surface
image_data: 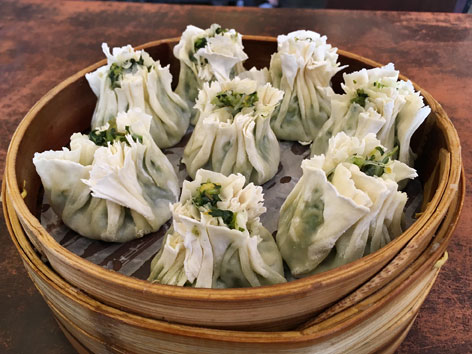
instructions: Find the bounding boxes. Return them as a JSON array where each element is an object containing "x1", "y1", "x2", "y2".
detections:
[{"x1": 0, "y1": 0, "x2": 470, "y2": 352}]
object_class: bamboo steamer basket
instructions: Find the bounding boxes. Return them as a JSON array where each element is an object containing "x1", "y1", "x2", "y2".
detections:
[
  {"x1": 2, "y1": 170, "x2": 464, "y2": 353},
  {"x1": 4, "y1": 36, "x2": 463, "y2": 330}
]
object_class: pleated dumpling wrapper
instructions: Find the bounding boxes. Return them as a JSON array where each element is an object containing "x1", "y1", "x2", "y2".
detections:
[
  {"x1": 33, "y1": 108, "x2": 180, "y2": 242},
  {"x1": 238, "y1": 66, "x2": 271, "y2": 86},
  {"x1": 277, "y1": 132, "x2": 417, "y2": 277},
  {"x1": 269, "y1": 30, "x2": 346, "y2": 142},
  {"x1": 86, "y1": 43, "x2": 190, "y2": 148},
  {"x1": 174, "y1": 24, "x2": 248, "y2": 124},
  {"x1": 148, "y1": 169, "x2": 286, "y2": 288},
  {"x1": 183, "y1": 78, "x2": 284, "y2": 185},
  {"x1": 311, "y1": 63, "x2": 431, "y2": 166}
]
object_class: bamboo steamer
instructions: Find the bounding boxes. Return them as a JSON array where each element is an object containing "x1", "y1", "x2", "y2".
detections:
[
  {"x1": 4, "y1": 36, "x2": 463, "y2": 330},
  {"x1": 2, "y1": 170, "x2": 464, "y2": 353}
]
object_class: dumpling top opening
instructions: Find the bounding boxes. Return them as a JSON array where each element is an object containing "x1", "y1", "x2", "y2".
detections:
[{"x1": 175, "y1": 170, "x2": 266, "y2": 232}]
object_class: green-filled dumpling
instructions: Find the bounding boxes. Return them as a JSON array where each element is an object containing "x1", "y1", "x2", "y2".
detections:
[
  {"x1": 86, "y1": 43, "x2": 190, "y2": 148},
  {"x1": 174, "y1": 24, "x2": 248, "y2": 124},
  {"x1": 183, "y1": 77, "x2": 284, "y2": 185},
  {"x1": 311, "y1": 63, "x2": 431, "y2": 167},
  {"x1": 270, "y1": 30, "x2": 345, "y2": 142},
  {"x1": 277, "y1": 132, "x2": 417, "y2": 276},
  {"x1": 148, "y1": 169, "x2": 286, "y2": 288},
  {"x1": 33, "y1": 108, "x2": 180, "y2": 242}
]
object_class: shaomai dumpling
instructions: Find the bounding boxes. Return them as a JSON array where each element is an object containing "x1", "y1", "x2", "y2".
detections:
[
  {"x1": 148, "y1": 169, "x2": 286, "y2": 288},
  {"x1": 183, "y1": 77, "x2": 284, "y2": 185},
  {"x1": 276, "y1": 132, "x2": 417, "y2": 277},
  {"x1": 86, "y1": 43, "x2": 190, "y2": 148},
  {"x1": 311, "y1": 63, "x2": 431, "y2": 166},
  {"x1": 238, "y1": 66, "x2": 271, "y2": 86},
  {"x1": 269, "y1": 30, "x2": 345, "y2": 142},
  {"x1": 174, "y1": 24, "x2": 248, "y2": 124},
  {"x1": 33, "y1": 108, "x2": 180, "y2": 242}
]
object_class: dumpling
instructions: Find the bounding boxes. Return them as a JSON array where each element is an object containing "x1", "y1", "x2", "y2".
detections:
[
  {"x1": 276, "y1": 132, "x2": 417, "y2": 276},
  {"x1": 183, "y1": 77, "x2": 284, "y2": 185},
  {"x1": 269, "y1": 30, "x2": 346, "y2": 142},
  {"x1": 276, "y1": 157, "x2": 371, "y2": 276},
  {"x1": 311, "y1": 63, "x2": 431, "y2": 166},
  {"x1": 174, "y1": 24, "x2": 248, "y2": 124},
  {"x1": 86, "y1": 43, "x2": 190, "y2": 148},
  {"x1": 148, "y1": 169, "x2": 286, "y2": 288},
  {"x1": 33, "y1": 108, "x2": 180, "y2": 242},
  {"x1": 238, "y1": 67, "x2": 271, "y2": 86}
]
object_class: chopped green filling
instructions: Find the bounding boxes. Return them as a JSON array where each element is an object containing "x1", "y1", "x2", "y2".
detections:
[
  {"x1": 193, "y1": 182, "x2": 222, "y2": 207},
  {"x1": 108, "y1": 64, "x2": 123, "y2": 89},
  {"x1": 373, "y1": 81, "x2": 386, "y2": 89},
  {"x1": 215, "y1": 27, "x2": 228, "y2": 35},
  {"x1": 108, "y1": 55, "x2": 148, "y2": 89},
  {"x1": 351, "y1": 145, "x2": 399, "y2": 177},
  {"x1": 131, "y1": 56, "x2": 144, "y2": 66},
  {"x1": 193, "y1": 25, "x2": 230, "y2": 54},
  {"x1": 194, "y1": 37, "x2": 208, "y2": 52},
  {"x1": 192, "y1": 181, "x2": 243, "y2": 231},
  {"x1": 211, "y1": 90, "x2": 258, "y2": 115},
  {"x1": 350, "y1": 89, "x2": 369, "y2": 108},
  {"x1": 88, "y1": 120, "x2": 143, "y2": 147},
  {"x1": 208, "y1": 208, "x2": 237, "y2": 230},
  {"x1": 375, "y1": 146, "x2": 385, "y2": 155}
]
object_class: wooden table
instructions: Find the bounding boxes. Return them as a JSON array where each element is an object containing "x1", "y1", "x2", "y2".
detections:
[{"x1": 0, "y1": 0, "x2": 470, "y2": 352}]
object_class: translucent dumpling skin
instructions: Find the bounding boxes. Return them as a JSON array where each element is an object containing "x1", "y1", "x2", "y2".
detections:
[
  {"x1": 86, "y1": 43, "x2": 190, "y2": 148},
  {"x1": 269, "y1": 30, "x2": 345, "y2": 142},
  {"x1": 277, "y1": 158, "x2": 371, "y2": 275},
  {"x1": 311, "y1": 63, "x2": 431, "y2": 167},
  {"x1": 183, "y1": 78, "x2": 284, "y2": 185},
  {"x1": 148, "y1": 169, "x2": 286, "y2": 288},
  {"x1": 277, "y1": 133, "x2": 417, "y2": 276},
  {"x1": 33, "y1": 109, "x2": 180, "y2": 242},
  {"x1": 174, "y1": 24, "x2": 248, "y2": 124}
]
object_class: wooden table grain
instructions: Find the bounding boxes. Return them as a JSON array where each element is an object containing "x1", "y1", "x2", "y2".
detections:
[{"x1": 0, "y1": 0, "x2": 470, "y2": 352}]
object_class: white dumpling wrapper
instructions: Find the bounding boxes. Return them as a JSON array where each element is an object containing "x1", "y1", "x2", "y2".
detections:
[
  {"x1": 86, "y1": 43, "x2": 190, "y2": 148},
  {"x1": 311, "y1": 63, "x2": 431, "y2": 166},
  {"x1": 237, "y1": 67, "x2": 271, "y2": 86},
  {"x1": 174, "y1": 24, "x2": 248, "y2": 124},
  {"x1": 33, "y1": 108, "x2": 180, "y2": 242},
  {"x1": 269, "y1": 30, "x2": 346, "y2": 142},
  {"x1": 148, "y1": 170, "x2": 286, "y2": 288},
  {"x1": 276, "y1": 157, "x2": 371, "y2": 276},
  {"x1": 278, "y1": 132, "x2": 417, "y2": 276},
  {"x1": 183, "y1": 78, "x2": 284, "y2": 185}
]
